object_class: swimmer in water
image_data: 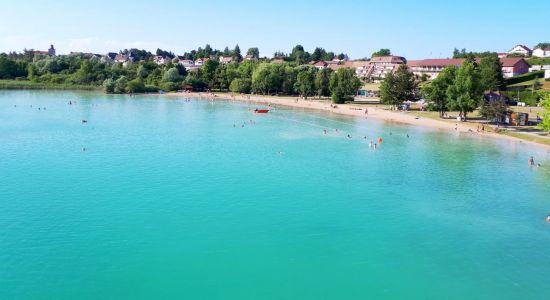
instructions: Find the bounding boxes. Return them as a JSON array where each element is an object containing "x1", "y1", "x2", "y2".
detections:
[
  {"x1": 369, "y1": 141, "x2": 373, "y2": 149},
  {"x1": 407, "y1": 134, "x2": 409, "y2": 138},
  {"x1": 323, "y1": 129, "x2": 327, "y2": 135},
  {"x1": 373, "y1": 143, "x2": 377, "y2": 150},
  {"x1": 347, "y1": 134, "x2": 352, "y2": 139},
  {"x1": 528, "y1": 156, "x2": 535, "y2": 166},
  {"x1": 547, "y1": 215, "x2": 550, "y2": 223}
]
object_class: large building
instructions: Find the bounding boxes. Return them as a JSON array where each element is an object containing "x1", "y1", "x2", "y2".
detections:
[
  {"x1": 408, "y1": 57, "x2": 530, "y2": 79},
  {"x1": 366, "y1": 56, "x2": 406, "y2": 80}
]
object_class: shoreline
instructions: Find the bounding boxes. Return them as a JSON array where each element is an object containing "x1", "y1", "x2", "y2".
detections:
[{"x1": 164, "y1": 91, "x2": 550, "y2": 151}]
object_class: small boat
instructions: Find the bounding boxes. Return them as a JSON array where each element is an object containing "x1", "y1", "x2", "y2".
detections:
[{"x1": 254, "y1": 109, "x2": 269, "y2": 114}]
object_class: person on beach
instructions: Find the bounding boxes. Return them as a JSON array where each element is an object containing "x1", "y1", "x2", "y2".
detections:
[
  {"x1": 528, "y1": 156, "x2": 535, "y2": 166},
  {"x1": 454, "y1": 124, "x2": 458, "y2": 130},
  {"x1": 481, "y1": 125, "x2": 485, "y2": 133}
]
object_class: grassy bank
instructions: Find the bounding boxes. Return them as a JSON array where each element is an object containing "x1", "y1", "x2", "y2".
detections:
[{"x1": 0, "y1": 80, "x2": 100, "y2": 91}]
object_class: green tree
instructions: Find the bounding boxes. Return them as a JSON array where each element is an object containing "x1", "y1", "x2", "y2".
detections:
[
  {"x1": 423, "y1": 66, "x2": 457, "y2": 117},
  {"x1": 534, "y1": 43, "x2": 550, "y2": 50},
  {"x1": 200, "y1": 60, "x2": 219, "y2": 89},
  {"x1": 371, "y1": 48, "x2": 391, "y2": 58},
  {"x1": 329, "y1": 68, "x2": 361, "y2": 103},
  {"x1": 315, "y1": 68, "x2": 332, "y2": 98},
  {"x1": 289, "y1": 45, "x2": 310, "y2": 64},
  {"x1": 538, "y1": 93, "x2": 550, "y2": 133},
  {"x1": 311, "y1": 47, "x2": 326, "y2": 61},
  {"x1": 294, "y1": 67, "x2": 316, "y2": 99},
  {"x1": 233, "y1": 44, "x2": 242, "y2": 62},
  {"x1": 246, "y1": 47, "x2": 260, "y2": 59},
  {"x1": 478, "y1": 54, "x2": 505, "y2": 91},
  {"x1": 479, "y1": 97, "x2": 507, "y2": 124},
  {"x1": 446, "y1": 60, "x2": 483, "y2": 120},
  {"x1": 380, "y1": 65, "x2": 417, "y2": 109},
  {"x1": 137, "y1": 65, "x2": 148, "y2": 78},
  {"x1": 162, "y1": 67, "x2": 181, "y2": 82}
]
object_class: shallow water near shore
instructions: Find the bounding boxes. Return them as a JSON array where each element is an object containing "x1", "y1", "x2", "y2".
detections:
[{"x1": 1, "y1": 90, "x2": 550, "y2": 300}]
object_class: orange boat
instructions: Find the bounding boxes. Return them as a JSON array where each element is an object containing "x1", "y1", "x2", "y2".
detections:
[{"x1": 254, "y1": 109, "x2": 269, "y2": 113}]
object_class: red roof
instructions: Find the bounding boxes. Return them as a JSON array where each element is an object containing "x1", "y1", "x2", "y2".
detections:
[
  {"x1": 499, "y1": 57, "x2": 528, "y2": 67},
  {"x1": 407, "y1": 59, "x2": 464, "y2": 67}
]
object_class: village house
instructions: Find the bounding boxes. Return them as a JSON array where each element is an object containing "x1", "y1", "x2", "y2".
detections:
[
  {"x1": 533, "y1": 46, "x2": 550, "y2": 58},
  {"x1": 178, "y1": 58, "x2": 195, "y2": 68},
  {"x1": 153, "y1": 55, "x2": 168, "y2": 65},
  {"x1": 219, "y1": 56, "x2": 233, "y2": 64},
  {"x1": 544, "y1": 65, "x2": 550, "y2": 79},
  {"x1": 244, "y1": 54, "x2": 257, "y2": 61},
  {"x1": 33, "y1": 44, "x2": 56, "y2": 57},
  {"x1": 195, "y1": 57, "x2": 209, "y2": 66},
  {"x1": 507, "y1": 44, "x2": 532, "y2": 57},
  {"x1": 313, "y1": 61, "x2": 328, "y2": 69},
  {"x1": 114, "y1": 54, "x2": 134, "y2": 66}
]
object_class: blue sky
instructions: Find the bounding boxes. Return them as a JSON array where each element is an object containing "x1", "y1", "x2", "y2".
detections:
[{"x1": 1, "y1": 0, "x2": 548, "y2": 59}]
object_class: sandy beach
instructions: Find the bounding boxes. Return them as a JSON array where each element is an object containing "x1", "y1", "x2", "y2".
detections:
[{"x1": 164, "y1": 91, "x2": 550, "y2": 151}]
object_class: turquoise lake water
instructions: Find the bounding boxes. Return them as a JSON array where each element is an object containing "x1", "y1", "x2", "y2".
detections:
[{"x1": 1, "y1": 90, "x2": 550, "y2": 299}]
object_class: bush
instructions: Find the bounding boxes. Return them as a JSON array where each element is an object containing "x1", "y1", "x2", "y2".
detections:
[
  {"x1": 103, "y1": 79, "x2": 115, "y2": 93},
  {"x1": 114, "y1": 76, "x2": 128, "y2": 93},
  {"x1": 126, "y1": 78, "x2": 146, "y2": 93},
  {"x1": 159, "y1": 81, "x2": 179, "y2": 92}
]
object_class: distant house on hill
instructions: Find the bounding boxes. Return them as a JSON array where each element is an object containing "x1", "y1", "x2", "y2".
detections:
[
  {"x1": 114, "y1": 54, "x2": 134, "y2": 66},
  {"x1": 153, "y1": 55, "x2": 169, "y2": 65},
  {"x1": 178, "y1": 58, "x2": 195, "y2": 68},
  {"x1": 219, "y1": 56, "x2": 233, "y2": 64},
  {"x1": 313, "y1": 61, "x2": 328, "y2": 69},
  {"x1": 507, "y1": 45, "x2": 532, "y2": 57},
  {"x1": 32, "y1": 44, "x2": 56, "y2": 57},
  {"x1": 244, "y1": 54, "x2": 257, "y2": 61},
  {"x1": 195, "y1": 57, "x2": 209, "y2": 66},
  {"x1": 533, "y1": 46, "x2": 550, "y2": 58}
]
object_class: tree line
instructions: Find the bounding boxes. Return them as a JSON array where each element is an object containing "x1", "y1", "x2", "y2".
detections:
[{"x1": 0, "y1": 44, "x2": 361, "y2": 103}]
